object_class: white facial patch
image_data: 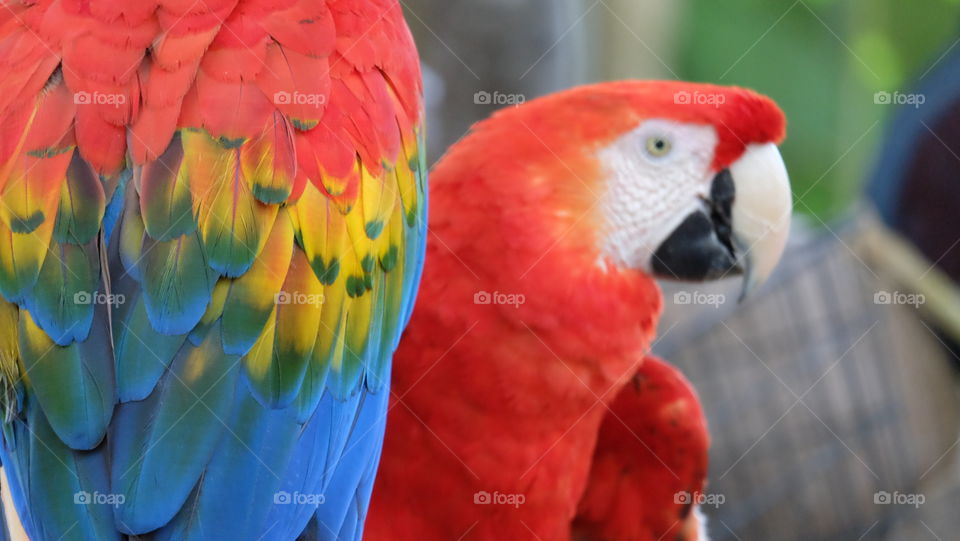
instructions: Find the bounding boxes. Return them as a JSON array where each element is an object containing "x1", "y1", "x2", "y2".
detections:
[{"x1": 597, "y1": 119, "x2": 719, "y2": 271}]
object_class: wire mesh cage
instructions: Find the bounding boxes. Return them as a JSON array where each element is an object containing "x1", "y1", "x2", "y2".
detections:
[{"x1": 656, "y1": 215, "x2": 960, "y2": 541}]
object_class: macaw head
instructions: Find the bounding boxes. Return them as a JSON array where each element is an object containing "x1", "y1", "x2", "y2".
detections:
[
  {"x1": 438, "y1": 81, "x2": 790, "y2": 299},
  {"x1": 590, "y1": 81, "x2": 790, "y2": 298}
]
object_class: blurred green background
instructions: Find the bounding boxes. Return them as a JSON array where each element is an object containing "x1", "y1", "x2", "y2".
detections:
[
  {"x1": 678, "y1": 0, "x2": 960, "y2": 221},
  {"x1": 407, "y1": 0, "x2": 960, "y2": 223}
]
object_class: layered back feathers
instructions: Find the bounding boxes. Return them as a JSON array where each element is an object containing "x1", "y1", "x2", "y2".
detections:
[{"x1": 0, "y1": 1, "x2": 426, "y2": 540}]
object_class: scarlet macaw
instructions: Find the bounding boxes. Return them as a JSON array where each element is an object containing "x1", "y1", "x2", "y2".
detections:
[
  {"x1": 0, "y1": 1, "x2": 425, "y2": 540},
  {"x1": 367, "y1": 81, "x2": 790, "y2": 540}
]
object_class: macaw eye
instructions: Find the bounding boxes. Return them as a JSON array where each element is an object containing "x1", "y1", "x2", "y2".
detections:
[{"x1": 645, "y1": 136, "x2": 672, "y2": 157}]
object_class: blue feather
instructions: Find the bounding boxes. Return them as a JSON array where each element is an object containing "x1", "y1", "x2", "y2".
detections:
[
  {"x1": 5, "y1": 394, "x2": 119, "y2": 541},
  {"x1": 311, "y1": 383, "x2": 389, "y2": 540},
  {"x1": 102, "y1": 170, "x2": 131, "y2": 247},
  {"x1": 265, "y1": 387, "x2": 368, "y2": 539},
  {"x1": 153, "y1": 382, "x2": 301, "y2": 540},
  {"x1": 111, "y1": 323, "x2": 239, "y2": 534},
  {"x1": 111, "y1": 279, "x2": 186, "y2": 402}
]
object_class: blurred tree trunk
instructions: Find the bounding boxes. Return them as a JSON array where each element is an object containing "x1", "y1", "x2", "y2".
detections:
[
  {"x1": 402, "y1": 0, "x2": 589, "y2": 160},
  {"x1": 591, "y1": 0, "x2": 680, "y2": 81}
]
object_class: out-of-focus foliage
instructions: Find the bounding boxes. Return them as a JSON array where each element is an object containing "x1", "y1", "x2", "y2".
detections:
[{"x1": 677, "y1": 0, "x2": 960, "y2": 221}]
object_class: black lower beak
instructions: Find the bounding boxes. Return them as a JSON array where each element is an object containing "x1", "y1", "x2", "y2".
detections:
[{"x1": 650, "y1": 169, "x2": 743, "y2": 281}]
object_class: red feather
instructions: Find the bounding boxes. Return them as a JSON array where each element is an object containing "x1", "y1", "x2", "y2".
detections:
[
  {"x1": 152, "y1": 26, "x2": 221, "y2": 70},
  {"x1": 260, "y1": 0, "x2": 335, "y2": 57},
  {"x1": 574, "y1": 357, "x2": 710, "y2": 541},
  {"x1": 201, "y1": 8, "x2": 268, "y2": 83},
  {"x1": 255, "y1": 43, "x2": 331, "y2": 129},
  {"x1": 191, "y1": 74, "x2": 272, "y2": 142},
  {"x1": 74, "y1": 105, "x2": 126, "y2": 173}
]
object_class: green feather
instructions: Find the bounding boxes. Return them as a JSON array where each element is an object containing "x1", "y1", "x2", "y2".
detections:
[
  {"x1": 18, "y1": 306, "x2": 115, "y2": 450},
  {"x1": 54, "y1": 151, "x2": 106, "y2": 245},
  {"x1": 26, "y1": 240, "x2": 97, "y2": 345},
  {"x1": 113, "y1": 285, "x2": 187, "y2": 402},
  {"x1": 141, "y1": 231, "x2": 218, "y2": 335},
  {"x1": 139, "y1": 132, "x2": 196, "y2": 241}
]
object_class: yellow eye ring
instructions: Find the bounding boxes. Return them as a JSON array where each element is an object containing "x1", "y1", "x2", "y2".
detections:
[{"x1": 645, "y1": 136, "x2": 672, "y2": 157}]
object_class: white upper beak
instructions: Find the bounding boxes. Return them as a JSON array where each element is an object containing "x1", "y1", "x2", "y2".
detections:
[{"x1": 728, "y1": 143, "x2": 792, "y2": 299}]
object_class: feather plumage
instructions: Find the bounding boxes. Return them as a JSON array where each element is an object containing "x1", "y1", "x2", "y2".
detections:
[{"x1": 0, "y1": 1, "x2": 425, "y2": 540}]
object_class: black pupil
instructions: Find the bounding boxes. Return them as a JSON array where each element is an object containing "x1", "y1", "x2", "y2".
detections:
[{"x1": 655, "y1": 140, "x2": 665, "y2": 150}]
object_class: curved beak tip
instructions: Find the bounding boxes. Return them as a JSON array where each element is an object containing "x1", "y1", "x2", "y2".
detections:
[{"x1": 729, "y1": 143, "x2": 792, "y2": 301}]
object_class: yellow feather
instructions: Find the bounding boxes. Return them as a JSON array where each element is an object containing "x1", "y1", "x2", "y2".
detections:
[
  {"x1": 275, "y1": 249, "x2": 324, "y2": 363},
  {"x1": 199, "y1": 279, "x2": 231, "y2": 327},
  {"x1": 341, "y1": 206, "x2": 370, "y2": 297},
  {"x1": 360, "y1": 164, "x2": 396, "y2": 240},
  {"x1": 395, "y1": 159, "x2": 418, "y2": 225},
  {"x1": 244, "y1": 307, "x2": 277, "y2": 382},
  {"x1": 315, "y1": 275, "x2": 346, "y2": 372},
  {"x1": 0, "y1": 211, "x2": 55, "y2": 298},
  {"x1": 0, "y1": 298, "x2": 20, "y2": 416},
  {"x1": 119, "y1": 189, "x2": 145, "y2": 280}
]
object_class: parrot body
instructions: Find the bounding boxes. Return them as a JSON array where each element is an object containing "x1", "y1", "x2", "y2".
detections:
[
  {"x1": 367, "y1": 81, "x2": 789, "y2": 540},
  {"x1": 371, "y1": 249, "x2": 660, "y2": 539},
  {"x1": 0, "y1": 1, "x2": 425, "y2": 540}
]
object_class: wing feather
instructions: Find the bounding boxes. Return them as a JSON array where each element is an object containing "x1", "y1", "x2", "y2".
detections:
[{"x1": 0, "y1": 1, "x2": 425, "y2": 539}]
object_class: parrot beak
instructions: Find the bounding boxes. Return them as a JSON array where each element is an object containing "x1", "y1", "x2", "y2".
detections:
[
  {"x1": 727, "y1": 143, "x2": 792, "y2": 299},
  {"x1": 651, "y1": 143, "x2": 791, "y2": 300}
]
